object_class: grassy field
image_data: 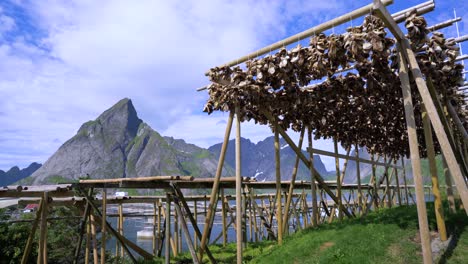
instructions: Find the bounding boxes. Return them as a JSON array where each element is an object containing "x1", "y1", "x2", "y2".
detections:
[{"x1": 167, "y1": 202, "x2": 467, "y2": 264}]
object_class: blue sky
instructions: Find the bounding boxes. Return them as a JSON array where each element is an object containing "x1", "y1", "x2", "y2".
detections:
[{"x1": 0, "y1": 0, "x2": 466, "y2": 171}]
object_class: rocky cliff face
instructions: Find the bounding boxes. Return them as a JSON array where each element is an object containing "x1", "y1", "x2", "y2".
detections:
[
  {"x1": 31, "y1": 98, "x2": 231, "y2": 184},
  {"x1": 0, "y1": 163, "x2": 41, "y2": 186},
  {"x1": 208, "y1": 136, "x2": 332, "y2": 181}
]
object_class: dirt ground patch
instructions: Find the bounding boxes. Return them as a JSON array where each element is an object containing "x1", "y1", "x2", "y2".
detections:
[{"x1": 319, "y1": 241, "x2": 335, "y2": 251}]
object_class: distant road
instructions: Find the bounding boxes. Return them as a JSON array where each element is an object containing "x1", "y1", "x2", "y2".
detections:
[{"x1": 0, "y1": 198, "x2": 18, "y2": 209}]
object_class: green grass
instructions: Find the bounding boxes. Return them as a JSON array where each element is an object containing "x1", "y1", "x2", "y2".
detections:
[{"x1": 167, "y1": 202, "x2": 466, "y2": 264}]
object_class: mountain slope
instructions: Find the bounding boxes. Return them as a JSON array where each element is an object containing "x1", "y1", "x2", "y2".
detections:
[
  {"x1": 31, "y1": 98, "x2": 231, "y2": 184},
  {"x1": 0, "y1": 163, "x2": 41, "y2": 186},
  {"x1": 208, "y1": 137, "x2": 331, "y2": 181}
]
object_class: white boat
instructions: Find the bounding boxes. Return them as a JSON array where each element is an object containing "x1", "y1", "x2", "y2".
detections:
[{"x1": 137, "y1": 226, "x2": 154, "y2": 239}]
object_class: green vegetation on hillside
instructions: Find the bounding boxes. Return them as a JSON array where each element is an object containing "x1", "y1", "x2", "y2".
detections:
[{"x1": 171, "y1": 202, "x2": 467, "y2": 264}]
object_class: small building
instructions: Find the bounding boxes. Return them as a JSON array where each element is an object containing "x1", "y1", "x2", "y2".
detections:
[{"x1": 23, "y1": 204, "x2": 39, "y2": 213}]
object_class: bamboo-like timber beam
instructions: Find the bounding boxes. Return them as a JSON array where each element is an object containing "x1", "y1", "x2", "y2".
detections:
[
  {"x1": 260, "y1": 109, "x2": 352, "y2": 218},
  {"x1": 397, "y1": 44, "x2": 433, "y2": 264},
  {"x1": 209, "y1": 0, "x2": 393, "y2": 70},
  {"x1": 199, "y1": 111, "x2": 233, "y2": 261},
  {"x1": 356, "y1": 145, "x2": 363, "y2": 215},
  {"x1": 422, "y1": 104, "x2": 448, "y2": 241},
  {"x1": 427, "y1": 17, "x2": 461, "y2": 32},
  {"x1": 308, "y1": 147, "x2": 402, "y2": 169},
  {"x1": 234, "y1": 106, "x2": 243, "y2": 264}
]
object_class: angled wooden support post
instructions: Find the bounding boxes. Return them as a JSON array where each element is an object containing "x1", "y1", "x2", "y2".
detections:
[
  {"x1": 170, "y1": 183, "x2": 216, "y2": 263},
  {"x1": 308, "y1": 128, "x2": 319, "y2": 227},
  {"x1": 165, "y1": 193, "x2": 171, "y2": 264},
  {"x1": 274, "y1": 118, "x2": 283, "y2": 244},
  {"x1": 235, "y1": 105, "x2": 243, "y2": 264},
  {"x1": 21, "y1": 197, "x2": 43, "y2": 264},
  {"x1": 73, "y1": 188, "x2": 93, "y2": 264},
  {"x1": 79, "y1": 190, "x2": 142, "y2": 263},
  {"x1": 283, "y1": 127, "x2": 305, "y2": 233},
  {"x1": 422, "y1": 104, "x2": 448, "y2": 241},
  {"x1": 394, "y1": 160, "x2": 402, "y2": 206},
  {"x1": 199, "y1": 111, "x2": 234, "y2": 260},
  {"x1": 442, "y1": 156, "x2": 457, "y2": 213},
  {"x1": 401, "y1": 157, "x2": 410, "y2": 205},
  {"x1": 38, "y1": 192, "x2": 49, "y2": 264},
  {"x1": 396, "y1": 44, "x2": 433, "y2": 264},
  {"x1": 100, "y1": 189, "x2": 107, "y2": 264},
  {"x1": 172, "y1": 195, "x2": 200, "y2": 264},
  {"x1": 334, "y1": 139, "x2": 343, "y2": 221},
  {"x1": 260, "y1": 109, "x2": 352, "y2": 218},
  {"x1": 374, "y1": 0, "x2": 468, "y2": 211},
  {"x1": 356, "y1": 145, "x2": 363, "y2": 215}
]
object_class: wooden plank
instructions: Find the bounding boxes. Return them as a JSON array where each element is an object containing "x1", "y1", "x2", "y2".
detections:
[
  {"x1": 398, "y1": 46, "x2": 433, "y2": 264},
  {"x1": 90, "y1": 214, "x2": 98, "y2": 264},
  {"x1": 199, "y1": 111, "x2": 234, "y2": 260},
  {"x1": 101, "y1": 190, "x2": 107, "y2": 264},
  {"x1": 356, "y1": 145, "x2": 363, "y2": 215},
  {"x1": 442, "y1": 156, "x2": 456, "y2": 213},
  {"x1": 401, "y1": 157, "x2": 410, "y2": 206}
]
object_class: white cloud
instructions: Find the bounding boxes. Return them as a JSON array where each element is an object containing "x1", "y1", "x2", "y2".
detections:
[{"x1": 5, "y1": 0, "x2": 464, "y2": 172}]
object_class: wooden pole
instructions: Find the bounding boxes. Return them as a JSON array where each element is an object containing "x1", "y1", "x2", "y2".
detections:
[
  {"x1": 173, "y1": 197, "x2": 200, "y2": 264},
  {"x1": 398, "y1": 36, "x2": 468, "y2": 212},
  {"x1": 274, "y1": 118, "x2": 283, "y2": 244},
  {"x1": 199, "y1": 112, "x2": 234, "y2": 259},
  {"x1": 174, "y1": 207, "x2": 179, "y2": 256},
  {"x1": 119, "y1": 204, "x2": 124, "y2": 258},
  {"x1": 384, "y1": 156, "x2": 391, "y2": 208},
  {"x1": 394, "y1": 160, "x2": 402, "y2": 206},
  {"x1": 21, "y1": 197, "x2": 43, "y2": 264},
  {"x1": 371, "y1": 154, "x2": 379, "y2": 210},
  {"x1": 282, "y1": 127, "x2": 305, "y2": 233},
  {"x1": 85, "y1": 214, "x2": 91, "y2": 264},
  {"x1": 308, "y1": 128, "x2": 318, "y2": 227},
  {"x1": 356, "y1": 145, "x2": 363, "y2": 215},
  {"x1": 153, "y1": 201, "x2": 157, "y2": 255},
  {"x1": 397, "y1": 46, "x2": 433, "y2": 264},
  {"x1": 401, "y1": 157, "x2": 410, "y2": 205},
  {"x1": 74, "y1": 188, "x2": 93, "y2": 264},
  {"x1": 235, "y1": 106, "x2": 243, "y2": 264},
  {"x1": 442, "y1": 156, "x2": 456, "y2": 213},
  {"x1": 422, "y1": 104, "x2": 448, "y2": 241},
  {"x1": 193, "y1": 200, "x2": 198, "y2": 249},
  {"x1": 334, "y1": 139, "x2": 343, "y2": 220},
  {"x1": 165, "y1": 193, "x2": 171, "y2": 264},
  {"x1": 221, "y1": 188, "x2": 227, "y2": 246},
  {"x1": 90, "y1": 214, "x2": 98, "y2": 264},
  {"x1": 101, "y1": 189, "x2": 107, "y2": 264},
  {"x1": 38, "y1": 192, "x2": 49, "y2": 264}
]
